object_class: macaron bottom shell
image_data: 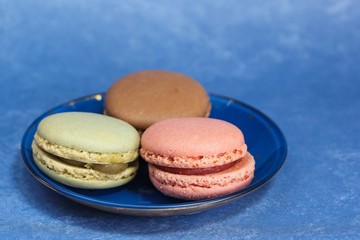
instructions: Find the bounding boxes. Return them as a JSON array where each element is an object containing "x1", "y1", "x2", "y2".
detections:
[
  {"x1": 148, "y1": 152, "x2": 255, "y2": 200},
  {"x1": 32, "y1": 142, "x2": 139, "y2": 189}
]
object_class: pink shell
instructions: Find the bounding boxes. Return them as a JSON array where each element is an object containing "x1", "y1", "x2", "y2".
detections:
[
  {"x1": 141, "y1": 117, "x2": 246, "y2": 162},
  {"x1": 148, "y1": 152, "x2": 255, "y2": 200}
]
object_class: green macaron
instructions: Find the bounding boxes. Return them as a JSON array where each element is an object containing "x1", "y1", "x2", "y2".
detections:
[{"x1": 32, "y1": 112, "x2": 140, "y2": 189}]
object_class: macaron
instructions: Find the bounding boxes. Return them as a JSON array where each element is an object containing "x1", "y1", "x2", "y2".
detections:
[
  {"x1": 32, "y1": 112, "x2": 140, "y2": 189},
  {"x1": 105, "y1": 70, "x2": 211, "y2": 131},
  {"x1": 140, "y1": 117, "x2": 255, "y2": 200}
]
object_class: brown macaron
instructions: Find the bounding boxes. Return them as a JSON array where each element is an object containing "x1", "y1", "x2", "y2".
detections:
[{"x1": 105, "y1": 70, "x2": 211, "y2": 131}]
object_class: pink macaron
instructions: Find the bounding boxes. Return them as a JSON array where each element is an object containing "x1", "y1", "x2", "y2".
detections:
[{"x1": 140, "y1": 117, "x2": 255, "y2": 200}]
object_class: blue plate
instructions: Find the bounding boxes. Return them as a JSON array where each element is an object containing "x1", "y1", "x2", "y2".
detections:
[{"x1": 21, "y1": 93, "x2": 287, "y2": 216}]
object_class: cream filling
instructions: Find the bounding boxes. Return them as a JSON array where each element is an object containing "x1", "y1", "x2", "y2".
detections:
[{"x1": 59, "y1": 157, "x2": 129, "y2": 174}]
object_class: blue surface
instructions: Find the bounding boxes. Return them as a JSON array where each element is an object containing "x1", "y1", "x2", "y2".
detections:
[
  {"x1": 21, "y1": 94, "x2": 286, "y2": 215},
  {"x1": 1, "y1": 0, "x2": 359, "y2": 239}
]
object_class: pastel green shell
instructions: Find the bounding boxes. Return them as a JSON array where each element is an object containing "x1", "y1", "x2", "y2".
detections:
[{"x1": 37, "y1": 112, "x2": 140, "y2": 153}]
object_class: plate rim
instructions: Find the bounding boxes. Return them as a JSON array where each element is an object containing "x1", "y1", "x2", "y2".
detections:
[{"x1": 21, "y1": 93, "x2": 287, "y2": 215}]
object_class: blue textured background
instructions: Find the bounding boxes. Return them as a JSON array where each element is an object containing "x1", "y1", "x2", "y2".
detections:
[{"x1": 1, "y1": 0, "x2": 359, "y2": 239}]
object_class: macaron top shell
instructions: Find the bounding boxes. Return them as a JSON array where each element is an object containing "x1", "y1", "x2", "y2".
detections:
[
  {"x1": 141, "y1": 118, "x2": 247, "y2": 168},
  {"x1": 105, "y1": 70, "x2": 211, "y2": 130},
  {"x1": 37, "y1": 112, "x2": 140, "y2": 153}
]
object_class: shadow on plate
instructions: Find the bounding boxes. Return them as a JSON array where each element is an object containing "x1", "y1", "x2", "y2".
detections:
[{"x1": 14, "y1": 151, "x2": 272, "y2": 235}]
